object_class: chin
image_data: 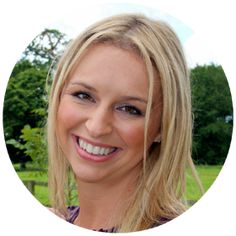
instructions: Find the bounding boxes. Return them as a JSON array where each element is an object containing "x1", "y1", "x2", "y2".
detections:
[{"x1": 72, "y1": 166, "x2": 109, "y2": 184}]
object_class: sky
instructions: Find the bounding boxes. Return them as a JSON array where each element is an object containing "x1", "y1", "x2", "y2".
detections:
[{"x1": 42, "y1": 2, "x2": 218, "y2": 68}]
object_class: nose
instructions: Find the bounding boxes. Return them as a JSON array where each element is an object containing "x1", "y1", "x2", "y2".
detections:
[{"x1": 85, "y1": 106, "x2": 113, "y2": 138}]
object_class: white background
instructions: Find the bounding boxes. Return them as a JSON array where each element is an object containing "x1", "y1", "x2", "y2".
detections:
[{"x1": 0, "y1": 0, "x2": 235, "y2": 235}]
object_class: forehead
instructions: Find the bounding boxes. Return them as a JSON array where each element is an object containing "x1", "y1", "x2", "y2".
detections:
[
  {"x1": 64, "y1": 43, "x2": 162, "y2": 108},
  {"x1": 68, "y1": 44, "x2": 149, "y2": 93},
  {"x1": 74, "y1": 43, "x2": 147, "y2": 75}
]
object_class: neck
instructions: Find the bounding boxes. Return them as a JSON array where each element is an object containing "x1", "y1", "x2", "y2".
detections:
[{"x1": 74, "y1": 172, "x2": 139, "y2": 230}]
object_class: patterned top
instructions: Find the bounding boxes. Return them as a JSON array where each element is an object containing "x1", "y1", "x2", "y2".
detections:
[
  {"x1": 66, "y1": 206, "x2": 170, "y2": 233},
  {"x1": 66, "y1": 206, "x2": 116, "y2": 232}
]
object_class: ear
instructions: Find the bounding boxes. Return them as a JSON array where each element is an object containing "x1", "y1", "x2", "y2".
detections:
[{"x1": 154, "y1": 133, "x2": 161, "y2": 143}]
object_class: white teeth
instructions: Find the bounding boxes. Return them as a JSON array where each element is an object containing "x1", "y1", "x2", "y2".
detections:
[
  {"x1": 86, "y1": 144, "x2": 93, "y2": 154},
  {"x1": 93, "y1": 146, "x2": 100, "y2": 155},
  {"x1": 100, "y1": 147, "x2": 105, "y2": 155},
  {"x1": 78, "y1": 138, "x2": 116, "y2": 156},
  {"x1": 104, "y1": 149, "x2": 110, "y2": 155}
]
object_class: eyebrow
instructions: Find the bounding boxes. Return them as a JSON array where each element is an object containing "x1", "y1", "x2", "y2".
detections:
[
  {"x1": 119, "y1": 95, "x2": 147, "y2": 104},
  {"x1": 68, "y1": 81, "x2": 147, "y2": 104},
  {"x1": 69, "y1": 81, "x2": 97, "y2": 92}
]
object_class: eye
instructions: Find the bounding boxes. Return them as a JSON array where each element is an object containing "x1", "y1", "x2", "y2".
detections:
[
  {"x1": 116, "y1": 104, "x2": 143, "y2": 116},
  {"x1": 72, "y1": 91, "x2": 95, "y2": 102}
]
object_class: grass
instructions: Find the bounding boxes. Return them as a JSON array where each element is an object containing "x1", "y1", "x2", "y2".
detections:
[
  {"x1": 14, "y1": 164, "x2": 222, "y2": 206},
  {"x1": 16, "y1": 167, "x2": 51, "y2": 206},
  {"x1": 185, "y1": 165, "x2": 222, "y2": 201}
]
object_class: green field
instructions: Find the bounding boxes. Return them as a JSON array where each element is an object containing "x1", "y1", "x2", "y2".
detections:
[
  {"x1": 185, "y1": 165, "x2": 222, "y2": 202},
  {"x1": 15, "y1": 165, "x2": 222, "y2": 206}
]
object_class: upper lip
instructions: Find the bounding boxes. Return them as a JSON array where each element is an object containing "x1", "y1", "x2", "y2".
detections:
[{"x1": 73, "y1": 134, "x2": 118, "y2": 149}]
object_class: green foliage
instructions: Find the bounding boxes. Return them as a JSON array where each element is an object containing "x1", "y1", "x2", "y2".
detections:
[
  {"x1": 4, "y1": 65, "x2": 47, "y2": 139},
  {"x1": 4, "y1": 28, "x2": 69, "y2": 164},
  {"x1": 10, "y1": 59, "x2": 34, "y2": 77},
  {"x1": 22, "y1": 28, "x2": 69, "y2": 67},
  {"x1": 3, "y1": 61, "x2": 48, "y2": 163},
  {"x1": 6, "y1": 125, "x2": 47, "y2": 169},
  {"x1": 191, "y1": 64, "x2": 233, "y2": 165}
]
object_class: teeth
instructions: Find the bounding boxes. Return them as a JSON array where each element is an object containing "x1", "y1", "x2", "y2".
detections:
[
  {"x1": 86, "y1": 144, "x2": 93, "y2": 154},
  {"x1": 100, "y1": 147, "x2": 105, "y2": 155},
  {"x1": 104, "y1": 149, "x2": 109, "y2": 155},
  {"x1": 93, "y1": 146, "x2": 100, "y2": 155},
  {"x1": 78, "y1": 138, "x2": 116, "y2": 156}
]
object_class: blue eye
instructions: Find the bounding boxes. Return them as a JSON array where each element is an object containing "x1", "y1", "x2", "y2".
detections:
[
  {"x1": 117, "y1": 105, "x2": 143, "y2": 116},
  {"x1": 72, "y1": 91, "x2": 95, "y2": 102}
]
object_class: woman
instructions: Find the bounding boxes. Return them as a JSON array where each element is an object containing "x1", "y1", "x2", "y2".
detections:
[{"x1": 47, "y1": 13, "x2": 202, "y2": 232}]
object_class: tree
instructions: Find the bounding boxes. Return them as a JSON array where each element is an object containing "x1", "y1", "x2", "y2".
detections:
[
  {"x1": 3, "y1": 28, "x2": 69, "y2": 165},
  {"x1": 191, "y1": 64, "x2": 233, "y2": 165},
  {"x1": 3, "y1": 63, "x2": 48, "y2": 164},
  {"x1": 22, "y1": 29, "x2": 69, "y2": 67},
  {"x1": 4, "y1": 65, "x2": 47, "y2": 137},
  {"x1": 6, "y1": 125, "x2": 47, "y2": 169}
]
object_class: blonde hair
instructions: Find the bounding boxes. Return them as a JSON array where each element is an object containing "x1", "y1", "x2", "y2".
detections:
[{"x1": 47, "y1": 13, "x2": 202, "y2": 232}]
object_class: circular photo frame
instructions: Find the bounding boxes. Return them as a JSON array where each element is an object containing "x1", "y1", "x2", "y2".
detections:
[{"x1": 0, "y1": 1, "x2": 235, "y2": 236}]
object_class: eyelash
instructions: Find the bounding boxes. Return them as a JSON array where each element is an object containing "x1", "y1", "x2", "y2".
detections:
[
  {"x1": 71, "y1": 91, "x2": 143, "y2": 116},
  {"x1": 72, "y1": 91, "x2": 95, "y2": 102},
  {"x1": 116, "y1": 105, "x2": 143, "y2": 116}
]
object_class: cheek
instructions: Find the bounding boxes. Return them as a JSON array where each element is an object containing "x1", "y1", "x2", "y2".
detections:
[
  {"x1": 56, "y1": 100, "x2": 81, "y2": 137},
  {"x1": 118, "y1": 121, "x2": 145, "y2": 149}
]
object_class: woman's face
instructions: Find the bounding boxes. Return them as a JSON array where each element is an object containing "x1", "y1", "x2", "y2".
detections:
[{"x1": 57, "y1": 44, "x2": 161, "y2": 185}]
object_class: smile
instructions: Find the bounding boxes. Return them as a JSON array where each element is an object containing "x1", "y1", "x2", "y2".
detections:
[{"x1": 77, "y1": 138, "x2": 117, "y2": 156}]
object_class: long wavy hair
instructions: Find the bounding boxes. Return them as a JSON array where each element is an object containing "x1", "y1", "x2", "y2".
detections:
[{"x1": 47, "y1": 13, "x2": 203, "y2": 232}]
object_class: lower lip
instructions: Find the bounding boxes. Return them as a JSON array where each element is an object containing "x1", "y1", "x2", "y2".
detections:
[{"x1": 73, "y1": 136, "x2": 120, "y2": 163}]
